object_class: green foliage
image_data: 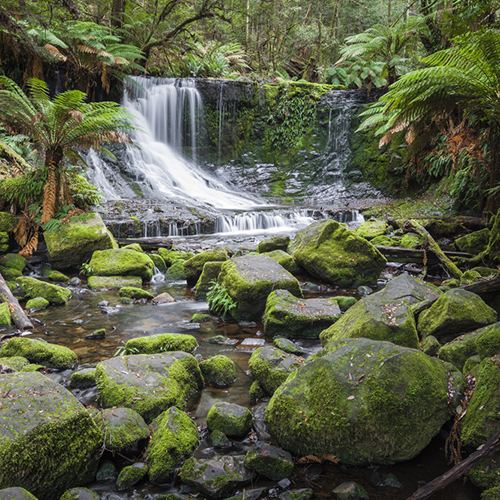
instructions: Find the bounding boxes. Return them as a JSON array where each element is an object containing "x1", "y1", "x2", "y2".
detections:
[
  {"x1": 206, "y1": 281, "x2": 236, "y2": 319},
  {"x1": 326, "y1": 60, "x2": 386, "y2": 89},
  {"x1": 114, "y1": 341, "x2": 139, "y2": 357}
]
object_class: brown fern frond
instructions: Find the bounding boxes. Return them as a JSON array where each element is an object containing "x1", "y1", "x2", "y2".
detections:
[
  {"x1": 60, "y1": 208, "x2": 85, "y2": 224},
  {"x1": 41, "y1": 167, "x2": 56, "y2": 224},
  {"x1": 18, "y1": 229, "x2": 39, "y2": 258},
  {"x1": 100, "y1": 61, "x2": 110, "y2": 93},
  {"x1": 14, "y1": 217, "x2": 28, "y2": 248},
  {"x1": 60, "y1": 173, "x2": 74, "y2": 206},
  {"x1": 43, "y1": 43, "x2": 67, "y2": 61}
]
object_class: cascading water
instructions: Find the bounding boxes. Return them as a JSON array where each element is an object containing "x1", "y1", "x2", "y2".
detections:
[{"x1": 88, "y1": 76, "x2": 262, "y2": 210}]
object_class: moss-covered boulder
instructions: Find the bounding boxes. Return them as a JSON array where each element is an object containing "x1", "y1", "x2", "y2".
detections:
[
  {"x1": 125, "y1": 333, "x2": 198, "y2": 354},
  {"x1": 273, "y1": 338, "x2": 305, "y2": 356},
  {"x1": 257, "y1": 236, "x2": 290, "y2": 254},
  {"x1": 455, "y1": 228, "x2": 490, "y2": 254},
  {"x1": 289, "y1": 220, "x2": 386, "y2": 287},
  {"x1": 217, "y1": 255, "x2": 302, "y2": 321},
  {"x1": 468, "y1": 452, "x2": 500, "y2": 498},
  {"x1": 146, "y1": 407, "x2": 199, "y2": 484},
  {"x1": 263, "y1": 290, "x2": 341, "y2": 338},
  {"x1": 149, "y1": 253, "x2": 167, "y2": 273},
  {"x1": 122, "y1": 243, "x2": 143, "y2": 252},
  {"x1": 89, "y1": 249, "x2": 155, "y2": 282},
  {"x1": 41, "y1": 266, "x2": 68, "y2": 282},
  {"x1": 0, "y1": 303, "x2": 10, "y2": 326},
  {"x1": 248, "y1": 346, "x2": 304, "y2": 395},
  {"x1": 95, "y1": 352, "x2": 203, "y2": 422},
  {"x1": 462, "y1": 355, "x2": 500, "y2": 448},
  {"x1": 0, "y1": 267, "x2": 21, "y2": 282},
  {"x1": 70, "y1": 368, "x2": 97, "y2": 388},
  {"x1": 60, "y1": 487, "x2": 100, "y2": 500},
  {"x1": 0, "y1": 372, "x2": 101, "y2": 500},
  {"x1": 206, "y1": 402, "x2": 253, "y2": 438},
  {"x1": 87, "y1": 276, "x2": 142, "y2": 290},
  {"x1": 1, "y1": 338, "x2": 78, "y2": 370},
  {"x1": 26, "y1": 297, "x2": 49, "y2": 312},
  {"x1": 475, "y1": 322, "x2": 500, "y2": 360},
  {"x1": 262, "y1": 250, "x2": 301, "y2": 275},
  {"x1": 16, "y1": 277, "x2": 71, "y2": 304},
  {"x1": 118, "y1": 287, "x2": 154, "y2": 300},
  {"x1": 370, "y1": 235, "x2": 401, "y2": 247},
  {"x1": 45, "y1": 213, "x2": 117, "y2": 270},
  {"x1": 421, "y1": 335, "x2": 441, "y2": 357},
  {"x1": 183, "y1": 248, "x2": 228, "y2": 285},
  {"x1": 199, "y1": 355, "x2": 236, "y2": 387},
  {"x1": 417, "y1": 289, "x2": 497, "y2": 338},
  {"x1": 356, "y1": 219, "x2": 387, "y2": 240},
  {"x1": 180, "y1": 455, "x2": 256, "y2": 499},
  {"x1": 244, "y1": 442, "x2": 294, "y2": 481},
  {"x1": 437, "y1": 332, "x2": 480, "y2": 371},
  {"x1": 264, "y1": 338, "x2": 464, "y2": 465},
  {"x1": 94, "y1": 407, "x2": 150, "y2": 454},
  {"x1": 0, "y1": 487, "x2": 38, "y2": 499},
  {"x1": 0, "y1": 254, "x2": 26, "y2": 272},
  {"x1": 0, "y1": 212, "x2": 17, "y2": 234},
  {"x1": 164, "y1": 261, "x2": 187, "y2": 280},
  {"x1": 0, "y1": 356, "x2": 29, "y2": 371},
  {"x1": 116, "y1": 462, "x2": 147, "y2": 490},
  {"x1": 320, "y1": 274, "x2": 440, "y2": 349},
  {"x1": 195, "y1": 261, "x2": 224, "y2": 300}
]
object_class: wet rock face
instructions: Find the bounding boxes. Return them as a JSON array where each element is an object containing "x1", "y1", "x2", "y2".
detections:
[
  {"x1": 244, "y1": 442, "x2": 294, "y2": 481},
  {"x1": 0, "y1": 372, "x2": 101, "y2": 500},
  {"x1": 289, "y1": 220, "x2": 386, "y2": 288},
  {"x1": 179, "y1": 455, "x2": 257, "y2": 499},
  {"x1": 264, "y1": 338, "x2": 464, "y2": 466},
  {"x1": 95, "y1": 352, "x2": 203, "y2": 422},
  {"x1": 183, "y1": 248, "x2": 228, "y2": 285},
  {"x1": 206, "y1": 402, "x2": 253, "y2": 438},
  {"x1": 217, "y1": 254, "x2": 302, "y2": 321}
]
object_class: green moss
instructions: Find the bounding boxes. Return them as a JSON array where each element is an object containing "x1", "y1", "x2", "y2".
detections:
[
  {"x1": 0, "y1": 303, "x2": 10, "y2": 326},
  {"x1": 206, "y1": 402, "x2": 252, "y2": 438},
  {"x1": 125, "y1": 333, "x2": 198, "y2": 354},
  {"x1": 146, "y1": 407, "x2": 199, "y2": 483},
  {"x1": 257, "y1": 236, "x2": 290, "y2": 254},
  {"x1": 87, "y1": 276, "x2": 142, "y2": 290},
  {"x1": 0, "y1": 212, "x2": 17, "y2": 233},
  {"x1": 455, "y1": 228, "x2": 490, "y2": 254},
  {"x1": 191, "y1": 313, "x2": 211, "y2": 323},
  {"x1": 70, "y1": 369, "x2": 97, "y2": 388},
  {"x1": 476, "y1": 322, "x2": 500, "y2": 359},
  {"x1": 421, "y1": 335, "x2": 441, "y2": 357},
  {"x1": 195, "y1": 261, "x2": 224, "y2": 300},
  {"x1": 438, "y1": 332, "x2": 480, "y2": 371},
  {"x1": 118, "y1": 287, "x2": 154, "y2": 300},
  {"x1": 0, "y1": 338, "x2": 78, "y2": 369},
  {"x1": 199, "y1": 355, "x2": 236, "y2": 387},
  {"x1": 261, "y1": 250, "x2": 301, "y2": 274},
  {"x1": 164, "y1": 261, "x2": 187, "y2": 280},
  {"x1": 41, "y1": 267, "x2": 68, "y2": 282},
  {"x1": 335, "y1": 296, "x2": 357, "y2": 311},
  {"x1": 149, "y1": 253, "x2": 167, "y2": 273},
  {"x1": 122, "y1": 243, "x2": 143, "y2": 252},
  {"x1": 0, "y1": 254, "x2": 26, "y2": 272},
  {"x1": 463, "y1": 355, "x2": 482, "y2": 377},
  {"x1": 16, "y1": 277, "x2": 71, "y2": 304},
  {"x1": 356, "y1": 219, "x2": 387, "y2": 240},
  {"x1": 25, "y1": 297, "x2": 49, "y2": 312},
  {"x1": 183, "y1": 248, "x2": 228, "y2": 285},
  {"x1": 400, "y1": 233, "x2": 422, "y2": 249},
  {"x1": 89, "y1": 249, "x2": 154, "y2": 282},
  {"x1": 249, "y1": 380, "x2": 265, "y2": 404},
  {"x1": 116, "y1": 463, "x2": 148, "y2": 490},
  {"x1": 0, "y1": 356, "x2": 29, "y2": 371}
]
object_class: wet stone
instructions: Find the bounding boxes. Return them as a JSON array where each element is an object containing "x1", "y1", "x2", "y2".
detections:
[
  {"x1": 0, "y1": 488, "x2": 39, "y2": 500},
  {"x1": 60, "y1": 487, "x2": 100, "y2": 500},
  {"x1": 86, "y1": 328, "x2": 106, "y2": 340},
  {"x1": 153, "y1": 292, "x2": 175, "y2": 304},
  {"x1": 116, "y1": 462, "x2": 147, "y2": 491},
  {"x1": 96, "y1": 461, "x2": 117, "y2": 481},
  {"x1": 278, "y1": 489, "x2": 313, "y2": 500},
  {"x1": 206, "y1": 402, "x2": 253, "y2": 438},
  {"x1": 332, "y1": 482, "x2": 369, "y2": 500},
  {"x1": 244, "y1": 442, "x2": 294, "y2": 481}
]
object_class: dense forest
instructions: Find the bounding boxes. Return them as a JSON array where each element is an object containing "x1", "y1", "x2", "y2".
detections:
[{"x1": 1, "y1": 0, "x2": 500, "y2": 255}]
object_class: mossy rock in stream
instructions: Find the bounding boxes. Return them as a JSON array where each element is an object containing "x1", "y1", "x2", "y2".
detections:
[
  {"x1": 118, "y1": 286, "x2": 154, "y2": 300},
  {"x1": 454, "y1": 228, "x2": 490, "y2": 254},
  {"x1": 356, "y1": 219, "x2": 387, "y2": 240},
  {"x1": 87, "y1": 275, "x2": 142, "y2": 290},
  {"x1": 183, "y1": 248, "x2": 228, "y2": 285},
  {"x1": 437, "y1": 332, "x2": 480, "y2": 372},
  {"x1": 261, "y1": 250, "x2": 301, "y2": 274},
  {"x1": 257, "y1": 236, "x2": 290, "y2": 254},
  {"x1": 16, "y1": 276, "x2": 71, "y2": 304},
  {"x1": 0, "y1": 356, "x2": 29, "y2": 371},
  {"x1": 0, "y1": 338, "x2": 78, "y2": 370},
  {"x1": 125, "y1": 333, "x2": 198, "y2": 354},
  {"x1": 263, "y1": 289, "x2": 341, "y2": 338},
  {"x1": 195, "y1": 261, "x2": 224, "y2": 300},
  {"x1": 417, "y1": 289, "x2": 497, "y2": 339},
  {"x1": 60, "y1": 487, "x2": 101, "y2": 500},
  {"x1": 0, "y1": 487, "x2": 39, "y2": 499},
  {"x1": 149, "y1": 253, "x2": 167, "y2": 273},
  {"x1": 217, "y1": 255, "x2": 302, "y2": 321},
  {"x1": 199, "y1": 355, "x2": 236, "y2": 387},
  {"x1": 0, "y1": 372, "x2": 101, "y2": 500},
  {"x1": 206, "y1": 402, "x2": 253, "y2": 438},
  {"x1": 0, "y1": 253, "x2": 26, "y2": 272},
  {"x1": 289, "y1": 220, "x2": 386, "y2": 287},
  {"x1": 146, "y1": 407, "x2": 199, "y2": 484},
  {"x1": 264, "y1": 338, "x2": 464, "y2": 465},
  {"x1": 95, "y1": 352, "x2": 203, "y2": 422},
  {"x1": 45, "y1": 213, "x2": 117, "y2": 271},
  {"x1": 89, "y1": 249, "x2": 155, "y2": 282},
  {"x1": 320, "y1": 273, "x2": 440, "y2": 349}
]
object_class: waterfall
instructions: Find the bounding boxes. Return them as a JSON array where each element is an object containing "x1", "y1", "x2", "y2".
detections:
[{"x1": 88, "y1": 76, "x2": 262, "y2": 210}]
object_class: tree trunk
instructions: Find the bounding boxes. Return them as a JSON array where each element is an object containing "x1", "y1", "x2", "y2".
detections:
[
  {"x1": 41, "y1": 147, "x2": 63, "y2": 225},
  {"x1": 484, "y1": 121, "x2": 500, "y2": 215},
  {"x1": 111, "y1": 0, "x2": 126, "y2": 30}
]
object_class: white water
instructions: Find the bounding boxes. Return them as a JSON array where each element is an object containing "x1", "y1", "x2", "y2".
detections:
[{"x1": 88, "y1": 76, "x2": 263, "y2": 210}]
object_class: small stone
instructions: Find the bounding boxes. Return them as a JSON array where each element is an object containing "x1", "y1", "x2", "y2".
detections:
[
  {"x1": 370, "y1": 471, "x2": 402, "y2": 488},
  {"x1": 200, "y1": 355, "x2": 236, "y2": 387},
  {"x1": 152, "y1": 292, "x2": 175, "y2": 304},
  {"x1": 273, "y1": 337, "x2": 305, "y2": 356},
  {"x1": 118, "y1": 287, "x2": 154, "y2": 300},
  {"x1": 96, "y1": 460, "x2": 117, "y2": 481},
  {"x1": 357, "y1": 286, "x2": 373, "y2": 297},
  {"x1": 69, "y1": 277, "x2": 82, "y2": 286},
  {"x1": 60, "y1": 487, "x2": 100, "y2": 500},
  {"x1": 279, "y1": 489, "x2": 313, "y2": 500},
  {"x1": 86, "y1": 328, "x2": 106, "y2": 340},
  {"x1": 26, "y1": 297, "x2": 49, "y2": 313},
  {"x1": 97, "y1": 301, "x2": 109, "y2": 308},
  {"x1": 332, "y1": 481, "x2": 370, "y2": 500},
  {"x1": 191, "y1": 313, "x2": 211, "y2": 323},
  {"x1": 116, "y1": 462, "x2": 147, "y2": 491},
  {"x1": 206, "y1": 402, "x2": 253, "y2": 438},
  {"x1": 244, "y1": 442, "x2": 294, "y2": 481}
]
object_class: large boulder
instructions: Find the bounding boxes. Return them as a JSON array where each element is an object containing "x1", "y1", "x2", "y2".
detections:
[
  {"x1": 248, "y1": 346, "x2": 305, "y2": 395},
  {"x1": 44, "y1": 213, "x2": 117, "y2": 270},
  {"x1": 462, "y1": 355, "x2": 500, "y2": 448},
  {"x1": 217, "y1": 255, "x2": 302, "y2": 321},
  {"x1": 146, "y1": 407, "x2": 198, "y2": 484},
  {"x1": 183, "y1": 248, "x2": 228, "y2": 285},
  {"x1": 289, "y1": 220, "x2": 386, "y2": 287},
  {"x1": 89, "y1": 249, "x2": 155, "y2": 282},
  {"x1": 263, "y1": 289, "x2": 341, "y2": 338},
  {"x1": 257, "y1": 236, "x2": 290, "y2": 254},
  {"x1": 125, "y1": 333, "x2": 198, "y2": 355},
  {"x1": 199, "y1": 355, "x2": 236, "y2": 387},
  {"x1": 180, "y1": 455, "x2": 256, "y2": 499},
  {"x1": 417, "y1": 289, "x2": 497, "y2": 338},
  {"x1": 95, "y1": 352, "x2": 203, "y2": 422},
  {"x1": 17, "y1": 277, "x2": 71, "y2": 304},
  {"x1": 356, "y1": 219, "x2": 387, "y2": 240},
  {"x1": 264, "y1": 338, "x2": 464, "y2": 465},
  {"x1": 195, "y1": 261, "x2": 224, "y2": 300},
  {"x1": 320, "y1": 274, "x2": 440, "y2": 349},
  {"x1": 0, "y1": 372, "x2": 101, "y2": 500},
  {"x1": 437, "y1": 332, "x2": 479, "y2": 371},
  {"x1": 1, "y1": 338, "x2": 78, "y2": 370},
  {"x1": 261, "y1": 250, "x2": 301, "y2": 274}
]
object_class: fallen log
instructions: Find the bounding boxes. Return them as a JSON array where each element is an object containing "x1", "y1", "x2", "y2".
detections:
[
  {"x1": 376, "y1": 246, "x2": 472, "y2": 265},
  {"x1": 0, "y1": 271, "x2": 33, "y2": 331},
  {"x1": 116, "y1": 237, "x2": 173, "y2": 250},
  {"x1": 406, "y1": 220, "x2": 464, "y2": 280},
  {"x1": 407, "y1": 431, "x2": 500, "y2": 500}
]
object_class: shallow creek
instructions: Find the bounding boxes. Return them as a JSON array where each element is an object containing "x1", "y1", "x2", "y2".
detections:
[{"x1": 1, "y1": 232, "x2": 482, "y2": 500}]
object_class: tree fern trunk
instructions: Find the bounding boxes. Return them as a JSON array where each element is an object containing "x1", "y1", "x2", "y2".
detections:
[
  {"x1": 41, "y1": 147, "x2": 63, "y2": 224},
  {"x1": 485, "y1": 121, "x2": 500, "y2": 215}
]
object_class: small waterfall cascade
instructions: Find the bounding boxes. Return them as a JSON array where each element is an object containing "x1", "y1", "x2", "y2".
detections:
[{"x1": 88, "y1": 76, "x2": 262, "y2": 210}]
